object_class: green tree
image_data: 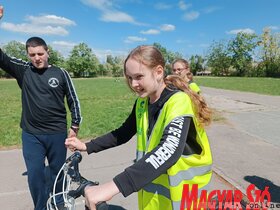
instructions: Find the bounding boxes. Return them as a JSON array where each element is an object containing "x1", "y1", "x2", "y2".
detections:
[
  {"x1": 153, "y1": 42, "x2": 182, "y2": 74},
  {"x1": 1, "y1": 41, "x2": 28, "y2": 77},
  {"x1": 67, "y1": 43, "x2": 99, "y2": 77},
  {"x1": 228, "y1": 32, "x2": 258, "y2": 76},
  {"x1": 104, "y1": 55, "x2": 125, "y2": 77},
  {"x1": 2, "y1": 40, "x2": 28, "y2": 60},
  {"x1": 47, "y1": 45, "x2": 66, "y2": 68},
  {"x1": 113, "y1": 56, "x2": 124, "y2": 77},
  {"x1": 189, "y1": 55, "x2": 205, "y2": 75},
  {"x1": 106, "y1": 54, "x2": 114, "y2": 66},
  {"x1": 153, "y1": 42, "x2": 168, "y2": 62},
  {"x1": 258, "y1": 28, "x2": 280, "y2": 77},
  {"x1": 103, "y1": 62, "x2": 113, "y2": 77},
  {"x1": 97, "y1": 64, "x2": 107, "y2": 77},
  {"x1": 206, "y1": 41, "x2": 232, "y2": 76}
]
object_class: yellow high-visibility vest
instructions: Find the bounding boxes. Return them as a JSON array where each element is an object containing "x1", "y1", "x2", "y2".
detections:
[
  {"x1": 135, "y1": 91, "x2": 212, "y2": 210},
  {"x1": 189, "y1": 82, "x2": 201, "y2": 94}
]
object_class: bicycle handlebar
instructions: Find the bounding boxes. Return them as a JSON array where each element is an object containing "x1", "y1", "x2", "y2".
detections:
[{"x1": 47, "y1": 151, "x2": 108, "y2": 210}]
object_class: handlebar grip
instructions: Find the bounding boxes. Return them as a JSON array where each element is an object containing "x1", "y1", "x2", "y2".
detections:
[
  {"x1": 96, "y1": 201, "x2": 109, "y2": 210},
  {"x1": 84, "y1": 202, "x2": 108, "y2": 210},
  {"x1": 66, "y1": 151, "x2": 82, "y2": 163}
]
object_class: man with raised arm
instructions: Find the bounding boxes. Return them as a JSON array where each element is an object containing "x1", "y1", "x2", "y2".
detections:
[{"x1": 0, "y1": 6, "x2": 82, "y2": 210}]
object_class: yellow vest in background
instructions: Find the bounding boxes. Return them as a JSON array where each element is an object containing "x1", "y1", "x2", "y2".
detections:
[{"x1": 189, "y1": 82, "x2": 201, "y2": 94}]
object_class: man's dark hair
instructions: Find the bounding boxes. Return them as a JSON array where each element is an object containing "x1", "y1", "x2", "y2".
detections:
[{"x1": 25, "y1": 37, "x2": 48, "y2": 51}]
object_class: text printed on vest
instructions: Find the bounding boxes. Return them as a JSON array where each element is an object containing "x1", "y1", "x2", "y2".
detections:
[{"x1": 145, "y1": 116, "x2": 184, "y2": 169}]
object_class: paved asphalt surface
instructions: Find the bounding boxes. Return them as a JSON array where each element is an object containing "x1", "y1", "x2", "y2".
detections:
[
  {"x1": 203, "y1": 87, "x2": 280, "y2": 208},
  {"x1": 0, "y1": 86, "x2": 279, "y2": 209}
]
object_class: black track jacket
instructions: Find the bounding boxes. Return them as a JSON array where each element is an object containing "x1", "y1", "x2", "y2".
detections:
[{"x1": 0, "y1": 49, "x2": 82, "y2": 134}]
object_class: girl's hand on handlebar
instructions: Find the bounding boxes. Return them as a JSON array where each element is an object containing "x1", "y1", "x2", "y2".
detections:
[
  {"x1": 65, "y1": 137, "x2": 87, "y2": 152},
  {"x1": 85, "y1": 181, "x2": 120, "y2": 210}
]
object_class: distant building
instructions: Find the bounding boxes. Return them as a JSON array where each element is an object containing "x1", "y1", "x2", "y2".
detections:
[{"x1": 196, "y1": 70, "x2": 211, "y2": 76}]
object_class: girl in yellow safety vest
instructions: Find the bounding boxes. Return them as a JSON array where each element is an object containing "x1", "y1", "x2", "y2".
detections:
[{"x1": 65, "y1": 45, "x2": 213, "y2": 210}]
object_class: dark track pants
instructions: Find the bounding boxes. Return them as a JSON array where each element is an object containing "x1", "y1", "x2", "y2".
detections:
[{"x1": 22, "y1": 131, "x2": 67, "y2": 210}]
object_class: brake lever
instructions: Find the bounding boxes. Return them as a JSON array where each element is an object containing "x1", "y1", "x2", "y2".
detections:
[
  {"x1": 68, "y1": 176, "x2": 99, "y2": 199},
  {"x1": 64, "y1": 152, "x2": 109, "y2": 210},
  {"x1": 68, "y1": 176, "x2": 108, "y2": 210},
  {"x1": 66, "y1": 152, "x2": 82, "y2": 181}
]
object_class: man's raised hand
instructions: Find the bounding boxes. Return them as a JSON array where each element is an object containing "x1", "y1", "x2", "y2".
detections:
[{"x1": 0, "y1": 6, "x2": 3, "y2": 19}]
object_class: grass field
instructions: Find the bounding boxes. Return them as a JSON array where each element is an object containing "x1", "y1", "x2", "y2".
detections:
[
  {"x1": 0, "y1": 78, "x2": 137, "y2": 148},
  {"x1": 0, "y1": 76, "x2": 279, "y2": 148}
]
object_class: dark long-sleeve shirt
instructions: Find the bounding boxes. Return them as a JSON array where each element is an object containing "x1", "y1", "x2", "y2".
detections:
[
  {"x1": 0, "y1": 49, "x2": 82, "y2": 134},
  {"x1": 86, "y1": 88, "x2": 201, "y2": 197}
]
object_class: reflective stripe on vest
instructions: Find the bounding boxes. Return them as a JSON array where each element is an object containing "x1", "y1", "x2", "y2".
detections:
[
  {"x1": 143, "y1": 180, "x2": 211, "y2": 200},
  {"x1": 169, "y1": 165, "x2": 212, "y2": 187}
]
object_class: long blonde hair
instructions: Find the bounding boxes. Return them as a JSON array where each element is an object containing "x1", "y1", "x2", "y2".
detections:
[
  {"x1": 164, "y1": 75, "x2": 212, "y2": 127},
  {"x1": 124, "y1": 45, "x2": 212, "y2": 126}
]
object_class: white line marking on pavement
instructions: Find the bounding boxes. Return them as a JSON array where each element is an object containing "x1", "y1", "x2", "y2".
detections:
[{"x1": 0, "y1": 190, "x2": 29, "y2": 197}]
